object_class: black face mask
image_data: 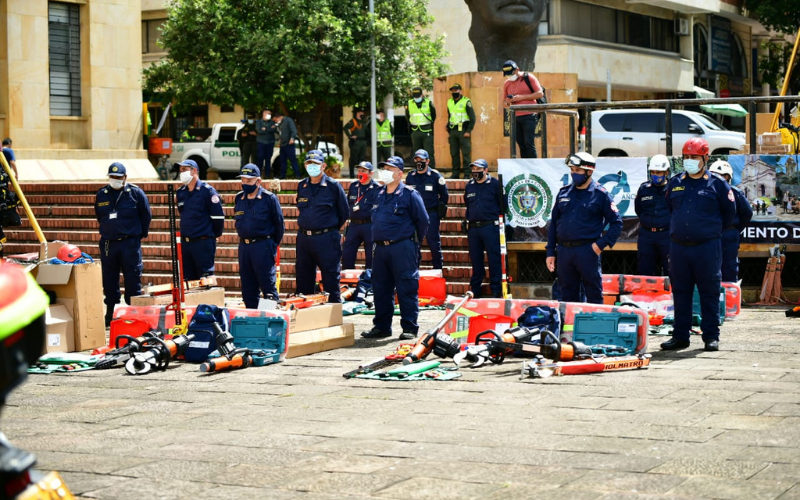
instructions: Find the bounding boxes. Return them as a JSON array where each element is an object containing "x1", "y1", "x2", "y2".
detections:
[
  {"x1": 451, "y1": 92, "x2": 461, "y2": 100},
  {"x1": 415, "y1": 161, "x2": 427, "y2": 172},
  {"x1": 471, "y1": 171, "x2": 484, "y2": 181}
]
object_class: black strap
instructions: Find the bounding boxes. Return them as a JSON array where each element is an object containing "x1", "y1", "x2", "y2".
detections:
[{"x1": 522, "y1": 73, "x2": 536, "y2": 94}]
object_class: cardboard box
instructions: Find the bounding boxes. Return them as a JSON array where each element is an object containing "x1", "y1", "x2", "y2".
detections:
[
  {"x1": 289, "y1": 303, "x2": 343, "y2": 334},
  {"x1": 130, "y1": 287, "x2": 225, "y2": 307},
  {"x1": 757, "y1": 144, "x2": 791, "y2": 154},
  {"x1": 758, "y1": 132, "x2": 782, "y2": 146},
  {"x1": 286, "y1": 323, "x2": 355, "y2": 358},
  {"x1": 36, "y1": 262, "x2": 105, "y2": 351},
  {"x1": 44, "y1": 304, "x2": 75, "y2": 353}
]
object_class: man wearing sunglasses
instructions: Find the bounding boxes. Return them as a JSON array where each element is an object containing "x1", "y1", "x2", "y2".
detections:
[{"x1": 545, "y1": 152, "x2": 622, "y2": 304}]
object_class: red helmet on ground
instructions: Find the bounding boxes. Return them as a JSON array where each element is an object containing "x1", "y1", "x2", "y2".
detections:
[
  {"x1": 682, "y1": 138, "x2": 709, "y2": 156},
  {"x1": 57, "y1": 244, "x2": 82, "y2": 263}
]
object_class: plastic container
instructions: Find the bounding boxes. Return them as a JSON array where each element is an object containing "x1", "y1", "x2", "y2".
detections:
[
  {"x1": 419, "y1": 276, "x2": 446, "y2": 305},
  {"x1": 148, "y1": 137, "x2": 173, "y2": 155},
  {"x1": 230, "y1": 316, "x2": 289, "y2": 362},
  {"x1": 570, "y1": 312, "x2": 641, "y2": 352},
  {"x1": 466, "y1": 314, "x2": 514, "y2": 344},
  {"x1": 108, "y1": 318, "x2": 152, "y2": 348}
]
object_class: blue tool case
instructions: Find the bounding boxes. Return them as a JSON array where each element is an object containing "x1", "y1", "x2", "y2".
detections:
[
  {"x1": 570, "y1": 312, "x2": 641, "y2": 353},
  {"x1": 230, "y1": 316, "x2": 288, "y2": 364}
]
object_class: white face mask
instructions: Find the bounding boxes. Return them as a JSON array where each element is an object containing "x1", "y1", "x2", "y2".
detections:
[
  {"x1": 264, "y1": 114, "x2": 271, "y2": 120},
  {"x1": 414, "y1": 97, "x2": 423, "y2": 103},
  {"x1": 109, "y1": 178, "x2": 124, "y2": 190},
  {"x1": 179, "y1": 170, "x2": 194, "y2": 185},
  {"x1": 380, "y1": 169, "x2": 396, "y2": 184},
  {"x1": 306, "y1": 163, "x2": 322, "y2": 177},
  {"x1": 508, "y1": 73, "x2": 518, "y2": 81}
]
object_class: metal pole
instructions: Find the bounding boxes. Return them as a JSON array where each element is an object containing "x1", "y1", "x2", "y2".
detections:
[
  {"x1": 509, "y1": 109, "x2": 517, "y2": 158},
  {"x1": 541, "y1": 113, "x2": 548, "y2": 158},
  {"x1": 771, "y1": 27, "x2": 800, "y2": 132},
  {"x1": 369, "y1": 0, "x2": 377, "y2": 167},
  {"x1": 569, "y1": 115, "x2": 576, "y2": 155},
  {"x1": 665, "y1": 103, "x2": 673, "y2": 157},
  {"x1": 749, "y1": 101, "x2": 757, "y2": 153}
]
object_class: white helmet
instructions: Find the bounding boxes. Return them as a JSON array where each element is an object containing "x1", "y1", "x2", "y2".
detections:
[
  {"x1": 565, "y1": 152, "x2": 596, "y2": 171},
  {"x1": 648, "y1": 154, "x2": 670, "y2": 172},
  {"x1": 709, "y1": 160, "x2": 733, "y2": 179}
]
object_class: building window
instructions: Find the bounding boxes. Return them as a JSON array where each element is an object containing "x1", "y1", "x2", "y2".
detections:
[
  {"x1": 560, "y1": 0, "x2": 677, "y2": 53},
  {"x1": 49, "y1": 2, "x2": 81, "y2": 117},
  {"x1": 142, "y1": 18, "x2": 167, "y2": 54},
  {"x1": 731, "y1": 34, "x2": 747, "y2": 78}
]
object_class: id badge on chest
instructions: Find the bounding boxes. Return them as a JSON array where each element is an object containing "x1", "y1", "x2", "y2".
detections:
[
  {"x1": 109, "y1": 212, "x2": 118, "y2": 219},
  {"x1": 425, "y1": 185, "x2": 433, "y2": 192},
  {"x1": 353, "y1": 205, "x2": 360, "y2": 212}
]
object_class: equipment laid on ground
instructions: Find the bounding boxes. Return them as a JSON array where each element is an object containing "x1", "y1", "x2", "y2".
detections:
[
  {"x1": 95, "y1": 330, "x2": 165, "y2": 369},
  {"x1": 454, "y1": 327, "x2": 593, "y2": 368},
  {"x1": 199, "y1": 322, "x2": 274, "y2": 373},
  {"x1": 521, "y1": 353, "x2": 651, "y2": 379},
  {"x1": 342, "y1": 343, "x2": 415, "y2": 378},
  {"x1": 278, "y1": 293, "x2": 328, "y2": 310},
  {"x1": 125, "y1": 332, "x2": 195, "y2": 375},
  {"x1": 184, "y1": 304, "x2": 230, "y2": 362},
  {"x1": 142, "y1": 276, "x2": 218, "y2": 296},
  {"x1": 403, "y1": 292, "x2": 474, "y2": 365},
  {"x1": 571, "y1": 312, "x2": 640, "y2": 353}
]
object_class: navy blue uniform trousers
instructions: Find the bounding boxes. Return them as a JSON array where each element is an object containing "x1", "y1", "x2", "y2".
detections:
[
  {"x1": 296, "y1": 231, "x2": 342, "y2": 302},
  {"x1": 721, "y1": 228, "x2": 740, "y2": 282},
  {"x1": 239, "y1": 239, "x2": 278, "y2": 308},
  {"x1": 468, "y1": 224, "x2": 502, "y2": 298},
  {"x1": 670, "y1": 239, "x2": 722, "y2": 343},
  {"x1": 372, "y1": 239, "x2": 420, "y2": 334},
  {"x1": 556, "y1": 243, "x2": 603, "y2": 304},
  {"x1": 637, "y1": 230, "x2": 670, "y2": 276},
  {"x1": 424, "y1": 211, "x2": 443, "y2": 269},
  {"x1": 182, "y1": 239, "x2": 216, "y2": 281},
  {"x1": 342, "y1": 222, "x2": 373, "y2": 269},
  {"x1": 100, "y1": 237, "x2": 143, "y2": 307}
]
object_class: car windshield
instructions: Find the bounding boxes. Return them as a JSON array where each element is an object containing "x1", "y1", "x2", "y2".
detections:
[{"x1": 693, "y1": 114, "x2": 727, "y2": 131}]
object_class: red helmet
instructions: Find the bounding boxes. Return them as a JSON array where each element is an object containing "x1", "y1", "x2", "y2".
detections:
[
  {"x1": 57, "y1": 244, "x2": 82, "y2": 263},
  {"x1": 682, "y1": 138, "x2": 709, "y2": 156}
]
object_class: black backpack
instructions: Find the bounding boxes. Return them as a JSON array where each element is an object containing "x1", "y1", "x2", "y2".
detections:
[{"x1": 521, "y1": 73, "x2": 546, "y2": 105}]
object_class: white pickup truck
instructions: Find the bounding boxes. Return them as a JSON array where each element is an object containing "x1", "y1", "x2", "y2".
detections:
[{"x1": 170, "y1": 122, "x2": 343, "y2": 178}]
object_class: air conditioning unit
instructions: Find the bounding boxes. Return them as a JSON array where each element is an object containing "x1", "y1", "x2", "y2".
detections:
[{"x1": 674, "y1": 18, "x2": 690, "y2": 36}]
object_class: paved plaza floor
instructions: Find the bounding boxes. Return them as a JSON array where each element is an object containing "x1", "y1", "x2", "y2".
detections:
[{"x1": 4, "y1": 307, "x2": 800, "y2": 499}]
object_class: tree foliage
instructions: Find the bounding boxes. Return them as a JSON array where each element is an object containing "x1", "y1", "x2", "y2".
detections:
[
  {"x1": 743, "y1": 0, "x2": 800, "y2": 36},
  {"x1": 143, "y1": 0, "x2": 449, "y2": 115}
]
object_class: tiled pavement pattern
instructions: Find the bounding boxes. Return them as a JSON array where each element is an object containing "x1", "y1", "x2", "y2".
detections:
[{"x1": 4, "y1": 307, "x2": 800, "y2": 499}]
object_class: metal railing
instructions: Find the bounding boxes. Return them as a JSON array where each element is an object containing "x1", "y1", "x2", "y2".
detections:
[{"x1": 509, "y1": 95, "x2": 800, "y2": 158}]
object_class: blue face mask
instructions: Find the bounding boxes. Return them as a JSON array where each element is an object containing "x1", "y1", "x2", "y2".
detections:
[
  {"x1": 683, "y1": 159, "x2": 701, "y2": 175},
  {"x1": 242, "y1": 183, "x2": 258, "y2": 194},
  {"x1": 650, "y1": 174, "x2": 666, "y2": 184},
  {"x1": 571, "y1": 173, "x2": 588, "y2": 186},
  {"x1": 306, "y1": 163, "x2": 322, "y2": 177}
]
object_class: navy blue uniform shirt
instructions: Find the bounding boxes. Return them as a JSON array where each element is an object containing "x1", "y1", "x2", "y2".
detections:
[
  {"x1": 666, "y1": 172, "x2": 736, "y2": 243},
  {"x1": 405, "y1": 168, "x2": 448, "y2": 210},
  {"x1": 371, "y1": 182, "x2": 430, "y2": 242},
  {"x1": 731, "y1": 186, "x2": 753, "y2": 231},
  {"x1": 233, "y1": 187, "x2": 285, "y2": 242},
  {"x1": 347, "y1": 180, "x2": 381, "y2": 221},
  {"x1": 296, "y1": 175, "x2": 349, "y2": 231},
  {"x1": 465, "y1": 175, "x2": 503, "y2": 221},
  {"x1": 546, "y1": 180, "x2": 622, "y2": 257},
  {"x1": 95, "y1": 183, "x2": 152, "y2": 240},
  {"x1": 634, "y1": 181, "x2": 670, "y2": 230},
  {"x1": 177, "y1": 180, "x2": 225, "y2": 238}
]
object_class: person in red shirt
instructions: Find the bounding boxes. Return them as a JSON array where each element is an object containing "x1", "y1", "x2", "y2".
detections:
[{"x1": 502, "y1": 60, "x2": 544, "y2": 158}]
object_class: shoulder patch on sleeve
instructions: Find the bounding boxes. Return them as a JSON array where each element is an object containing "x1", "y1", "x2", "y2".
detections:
[
  {"x1": 728, "y1": 190, "x2": 735, "y2": 202},
  {"x1": 211, "y1": 195, "x2": 220, "y2": 204},
  {"x1": 438, "y1": 176, "x2": 446, "y2": 185},
  {"x1": 610, "y1": 201, "x2": 619, "y2": 212}
]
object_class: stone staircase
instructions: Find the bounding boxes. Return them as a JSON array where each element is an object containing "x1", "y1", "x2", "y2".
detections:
[{"x1": 6, "y1": 179, "x2": 481, "y2": 297}]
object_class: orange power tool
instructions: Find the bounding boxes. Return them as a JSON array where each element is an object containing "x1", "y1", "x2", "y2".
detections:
[{"x1": 403, "y1": 292, "x2": 474, "y2": 365}]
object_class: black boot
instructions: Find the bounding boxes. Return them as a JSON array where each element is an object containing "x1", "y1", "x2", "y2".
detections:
[{"x1": 104, "y1": 311, "x2": 114, "y2": 328}]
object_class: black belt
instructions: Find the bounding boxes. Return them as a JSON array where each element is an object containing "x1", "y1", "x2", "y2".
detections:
[
  {"x1": 559, "y1": 239, "x2": 594, "y2": 248},
  {"x1": 183, "y1": 236, "x2": 211, "y2": 243},
  {"x1": 350, "y1": 218, "x2": 372, "y2": 225},
  {"x1": 468, "y1": 220, "x2": 498, "y2": 229},
  {"x1": 240, "y1": 236, "x2": 271, "y2": 244},
  {"x1": 300, "y1": 227, "x2": 338, "y2": 236},
  {"x1": 107, "y1": 235, "x2": 133, "y2": 242},
  {"x1": 671, "y1": 237, "x2": 709, "y2": 247},
  {"x1": 375, "y1": 238, "x2": 410, "y2": 247},
  {"x1": 448, "y1": 124, "x2": 470, "y2": 130},
  {"x1": 643, "y1": 226, "x2": 668, "y2": 233},
  {"x1": 723, "y1": 226, "x2": 737, "y2": 231}
]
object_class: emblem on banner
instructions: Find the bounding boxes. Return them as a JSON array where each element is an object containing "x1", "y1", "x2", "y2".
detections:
[
  {"x1": 597, "y1": 170, "x2": 635, "y2": 216},
  {"x1": 506, "y1": 173, "x2": 552, "y2": 227}
]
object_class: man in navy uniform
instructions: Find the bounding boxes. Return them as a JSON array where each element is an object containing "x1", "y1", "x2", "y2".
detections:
[
  {"x1": 233, "y1": 164, "x2": 285, "y2": 308},
  {"x1": 405, "y1": 149, "x2": 448, "y2": 269},
  {"x1": 94, "y1": 162, "x2": 152, "y2": 327},
  {"x1": 342, "y1": 161, "x2": 380, "y2": 270},
  {"x1": 176, "y1": 159, "x2": 225, "y2": 281},
  {"x1": 662, "y1": 138, "x2": 736, "y2": 352},
  {"x1": 709, "y1": 159, "x2": 753, "y2": 283},
  {"x1": 634, "y1": 154, "x2": 671, "y2": 276},
  {"x1": 295, "y1": 150, "x2": 349, "y2": 302},
  {"x1": 545, "y1": 152, "x2": 622, "y2": 304},
  {"x1": 465, "y1": 159, "x2": 503, "y2": 298},
  {"x1": 362, "y1": 156, "x2": 429, "y2": 340}
]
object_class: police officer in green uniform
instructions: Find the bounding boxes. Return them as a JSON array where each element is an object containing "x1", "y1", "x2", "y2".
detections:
[
  {"x1": 371, "y1": 109, "x2": 394, "y2": 163},
  {"x1": 344, "y1": 108, "x2": 368, "y2": 178},
  {"x1": 446, "y1": 83, "x2": 475, "y2": 179},
  {"x1": 406, "y1": 87, "x2": 437, "y2": 167}
]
